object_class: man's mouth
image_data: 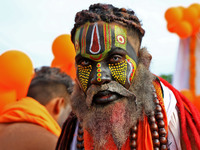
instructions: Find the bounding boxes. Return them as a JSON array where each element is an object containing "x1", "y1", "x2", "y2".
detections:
[
  {"x1": 85, "y1": 81, "x2": 135, "y2": 107},
  {"x1": 93, "y1": 90, "x2": 122, "y2": 105}
]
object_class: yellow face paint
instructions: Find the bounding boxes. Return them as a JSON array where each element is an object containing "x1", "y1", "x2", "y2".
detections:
[
  {"x1": 74, "y1": 22, "x2": 127, "y2": 61},
  {"x1": 75, "y1": 22, "x2": 138, "y2": 91}
]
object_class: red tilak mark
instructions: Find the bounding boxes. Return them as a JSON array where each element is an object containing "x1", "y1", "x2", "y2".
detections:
[
  {"x1": 108, "y1": 25, "x2": 111, "y2": 49},
  {"x1": 119, "y1": 37, "x2": 123, "y2": 42},
  {"x1": 90, "y1": 54, "x2": 102, "y2": 61},
  {"x1": 104, "y1": 24, "x2": 107, "y2": 50},
  {"x1": 91, "y1": 26, "x2": 100, "y2": 53}
]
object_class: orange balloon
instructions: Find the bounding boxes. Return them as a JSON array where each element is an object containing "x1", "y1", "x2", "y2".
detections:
[
  {"x1": 62, "y1": 63, "x2": 76, "y2": 80},
  {"x1": 191, "y1": 20, "x2": 200, "y2": 35},
  {"x1": 167, "y1": 22, "x2": 177, "y2": 33},
  {"x1": 183, "y1": 6, "x2": 199, "y2": 24},
  {"x1": 165, "y1": 7, "x2": 183, "y2": 24},
  {"x1": 0, "y1": 50, "x2": 34, "y2": 100},
  {"x1": 52, "y1": 34, "x2": 76, "y2": 62},
  {"x1": 0, "y1": 88, "x2": 16, "y2": 113},
  {"x1": 178, "y1": 6, "x2": 185, "y2": 11},
  {"x1": 176, "y1": 20, "x2": 192, "y2": 38},
  {"x1": 51, "y1": 57, "x2": 64, "y2": 68},
  {"x1": 51, "y1": 57, "x2": 76, "y2": 80},
  {"x1": 190, "y1": 3, "x2": 200, "y2": 17},
  {"x1": 52, "y1": 34, "x2": 76, "y2": 80}
]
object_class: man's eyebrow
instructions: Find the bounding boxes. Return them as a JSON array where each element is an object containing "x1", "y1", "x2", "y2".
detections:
[{"x1": 107, "y1": 48, "x2": 127, "y2": 56}]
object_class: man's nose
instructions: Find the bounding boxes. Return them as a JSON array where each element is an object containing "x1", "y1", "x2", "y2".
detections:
[{"x1": 90, "y1": 63, "x2": 111, "y2": 85}]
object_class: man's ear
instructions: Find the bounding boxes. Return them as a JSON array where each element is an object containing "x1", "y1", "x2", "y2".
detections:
[
  {"x1": 138, "y1": 48, "x2": 152, "y2": 69},
  {"x1": 54, "y1": 97, "x2": 65, "y2": 115},
  {"x1": 45, "y1": 97, "x2": 65, "y2": 121}
]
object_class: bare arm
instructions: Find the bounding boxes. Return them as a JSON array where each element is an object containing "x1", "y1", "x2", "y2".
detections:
[{"x1": 0, "y1": 123, "x2": 58, "y2": 150}]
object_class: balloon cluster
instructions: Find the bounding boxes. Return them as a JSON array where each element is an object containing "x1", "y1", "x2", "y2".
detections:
[
  {"x1": 165, "y1": 3, "x2": 200, "y2": 38},
  {"x1": 51, "y1": 34, "x2": 76, "y2": 80},
  {"x1": 0, "y1": 50, "x2": 34, "y2": 110}
]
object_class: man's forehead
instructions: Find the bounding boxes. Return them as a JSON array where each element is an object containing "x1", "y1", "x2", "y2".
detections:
[{"x1": 74, "y1": 22, "x2": 134, "y2": 61}]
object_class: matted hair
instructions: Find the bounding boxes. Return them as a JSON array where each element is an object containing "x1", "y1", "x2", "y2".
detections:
[{"x1": 71, "y1": 3, "x2": 145, "y2": 44}]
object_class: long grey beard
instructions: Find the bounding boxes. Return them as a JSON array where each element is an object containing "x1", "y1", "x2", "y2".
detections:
[{"x1": 70, "y1": 56, "x2": 156, "y2": 149}]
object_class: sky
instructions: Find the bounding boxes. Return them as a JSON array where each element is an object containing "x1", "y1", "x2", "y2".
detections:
[{"x1": 0, "y1": 0, "x2": 199, "y2": 76}]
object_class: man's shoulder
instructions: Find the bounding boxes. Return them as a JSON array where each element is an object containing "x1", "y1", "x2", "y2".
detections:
[{"x1": 0, "y1": 122, "x2": 58, "y2": 150}]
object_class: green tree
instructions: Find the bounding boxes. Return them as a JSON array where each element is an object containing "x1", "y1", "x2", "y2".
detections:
[{"x1": 160, "y1": 74, "x2": 173, "y2": 84}]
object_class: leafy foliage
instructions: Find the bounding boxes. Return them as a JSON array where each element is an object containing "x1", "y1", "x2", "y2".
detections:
[{"x1": 160, "y1": 74, "x2": 173, "y2": 84}]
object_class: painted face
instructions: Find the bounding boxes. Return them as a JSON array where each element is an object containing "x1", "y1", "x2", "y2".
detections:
[{"x1": 75, "y1": 22, "x2": 138, "y2": 92}]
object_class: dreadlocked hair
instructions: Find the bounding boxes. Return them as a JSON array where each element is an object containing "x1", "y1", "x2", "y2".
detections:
[{"x1": 71, "y1": 3, "x2": 145, "y2": 43}]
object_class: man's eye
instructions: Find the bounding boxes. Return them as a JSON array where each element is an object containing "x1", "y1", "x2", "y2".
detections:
[
  {"x1": 80, "y1": 59, "x2": 90, "y2": 66},
  {"x1": 109, "y1": 55, "x2": 123, "y2": 63}
]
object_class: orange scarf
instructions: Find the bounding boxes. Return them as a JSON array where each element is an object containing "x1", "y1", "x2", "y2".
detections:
[
  {"x1": 0, "y1": 97, "x2": 61, "y2": 136},
  {"x1": 84, "y1": 80, "x2": 168, "y2": 149}
]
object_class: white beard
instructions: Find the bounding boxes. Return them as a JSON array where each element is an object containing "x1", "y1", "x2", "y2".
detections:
[{"x1": 71, "y1": 62, "x2": 156, "y2": 149}]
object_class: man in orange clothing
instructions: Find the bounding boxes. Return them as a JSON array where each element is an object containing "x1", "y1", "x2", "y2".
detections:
[
  {"x1": 56, "y1": 3, "x2": 200, "y2": 150},
  {"x1": 0, "y1": 66, "x2": 74, "y2": 150}
]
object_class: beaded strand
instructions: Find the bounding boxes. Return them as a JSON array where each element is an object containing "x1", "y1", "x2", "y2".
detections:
[
  {"x1": 77, "y1": 122, "x2": 84, "y2": 150},
  {"x1": 130, "y1": 124, "x2": 138, "y2": 150},
  {"x1": 151, "y1": 88, "x2": 168, "y2": 150}
]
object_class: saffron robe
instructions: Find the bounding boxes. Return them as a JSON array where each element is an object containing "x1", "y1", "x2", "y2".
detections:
[{"x1": 0, "y1": 97, "x2": 61, "y2": 136}]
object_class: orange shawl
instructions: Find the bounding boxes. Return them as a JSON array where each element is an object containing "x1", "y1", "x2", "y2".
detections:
[
  {"x1": 0, "y1": 97, "x2": 61, "y2": 136},
  {"x1": 84, "y1": 80, "x2": 168, "y2": 150}
]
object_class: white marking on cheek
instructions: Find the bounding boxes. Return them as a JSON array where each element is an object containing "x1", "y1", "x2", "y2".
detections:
[{"x1": 126, "y1": 59, "x2": 133, "y2": 84}]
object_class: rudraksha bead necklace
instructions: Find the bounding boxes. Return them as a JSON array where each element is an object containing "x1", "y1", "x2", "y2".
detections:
[
  {"x1": 130, "y1": 123, "x2": 138, "y2": 150},
  {"x1": 77, "y1": 122, "x2": 84, "y2": 150}
]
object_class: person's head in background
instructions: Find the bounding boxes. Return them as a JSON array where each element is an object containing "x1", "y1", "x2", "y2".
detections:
[{"x1": 27, "y1": 66, "x2": 74, "y2": 126}]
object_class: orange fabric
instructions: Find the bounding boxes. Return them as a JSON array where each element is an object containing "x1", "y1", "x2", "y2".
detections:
[
  {"x1": 84, "y1": 118, "x2": 154, "y2": 150},
  {"x1": 137, "y1": 117, "x2": 153, "y2": 150},
  {"x1": 84, "y1": 130, "x2": 94, "y2": 150},
  {"x1": 84, "y1": 129, "x2": 130, "y2": 150},
  {"x1": 83, "y1": 80, "x2": 167, "y2": 149},
  {"x1": 0, "y1": 97, "x2": 61, "y2": 136},
  {"x1": 153, "y1": 80, "x2": 168, "y2": 136}
]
